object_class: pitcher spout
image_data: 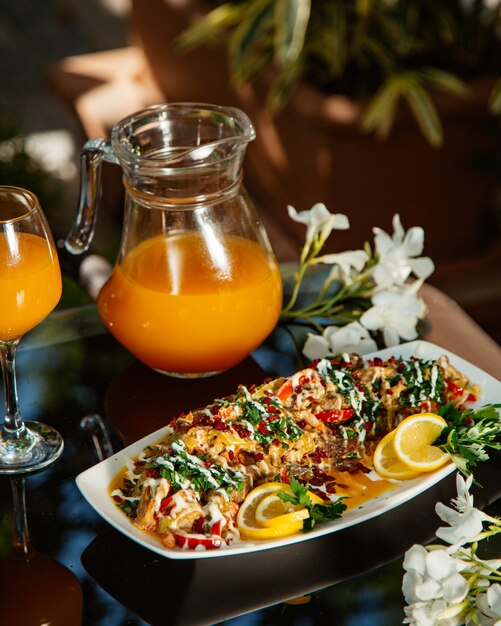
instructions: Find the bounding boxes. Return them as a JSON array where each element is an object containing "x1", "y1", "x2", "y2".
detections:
[{"x1": 109, "y1": 103, "x2": 255, "y2": 203}]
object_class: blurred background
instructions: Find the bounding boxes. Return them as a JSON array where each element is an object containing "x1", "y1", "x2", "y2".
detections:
[{"x1": 1, "y1": 0, "x2": 501, "y2": 343}]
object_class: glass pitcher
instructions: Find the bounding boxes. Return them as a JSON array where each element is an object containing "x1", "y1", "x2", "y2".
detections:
[{"x1": 66, "y1": 103, "x2": 282, "y2": 378}]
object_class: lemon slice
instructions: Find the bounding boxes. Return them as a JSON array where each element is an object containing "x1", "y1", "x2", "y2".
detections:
[
  {"x1": 373, "y1": 430, "x2": 421, "y2": 480},
  {"x1": 254, "y1": 493, "x2": 309, "y2": 528},
  {"x1": 393, "y1": 413, "x2": 450, "y2": 472},
  {"x1": 237, "y1": 482, "x2": 305, "y2": 540}
]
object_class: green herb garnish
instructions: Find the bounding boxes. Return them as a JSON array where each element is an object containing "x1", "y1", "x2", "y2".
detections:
[
  {"x1": 118, "y1": 499, "x2": 139, "y2": 516},
  {"x1": 437, "y1": 403, "x2": 501, "y2": 476},
  {"x1": 277, "y1": 477, "x2": 347, "y2": 532},
  {"x1": 152, "y1": 439, "x2": 245, "y2": 496}
]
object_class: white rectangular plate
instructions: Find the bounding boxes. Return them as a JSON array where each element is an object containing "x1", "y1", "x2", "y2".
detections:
[{"x1": 76, "y1": 340, "x2": 501, "y2": 559}]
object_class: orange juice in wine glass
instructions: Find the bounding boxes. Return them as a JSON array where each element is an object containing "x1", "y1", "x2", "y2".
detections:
[
  {"x1": 98, "y1": 231, "x2": 282, "y2": 375},
  {"x1": 0, "y1": 186, "x2": 63, "y2": 474},
  {"x1": 0, "y1": 231, "x2": 62, "y2": 341}
]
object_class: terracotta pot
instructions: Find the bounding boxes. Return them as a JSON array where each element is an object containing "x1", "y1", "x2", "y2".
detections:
[{"x1": 131, "y1": 0, "x2": 501, "y2": 273}]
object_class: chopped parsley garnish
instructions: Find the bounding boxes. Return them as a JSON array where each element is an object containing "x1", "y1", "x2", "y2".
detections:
[
  {"x1": 399, "y1": 359, "x2": 444, "y2": 407},
  {"x1": 277, "y1": 477, "x2": 347, "y2": 532},
  {"x1": 437, "y1": 403, "x2": 501, "y2": 476},
  {"x1": 151, "y1": 439, "x2": 245, "y2": 496},
  {"x1": 314, "y1": 358, "x2": 380, "y2": 421},
  {"x1": 234, "y1": 387, "x2": 303, "y2": 445},
  {"x1": 118, "y1": 499, "x2": 139, "y2": 516}
]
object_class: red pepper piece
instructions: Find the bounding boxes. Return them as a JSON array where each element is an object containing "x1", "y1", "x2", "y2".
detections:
[
  {"x1": 445, "y1": 379, "x2": 477, "y2": 402},
  {"x1": 258, "y1": 420, "x2": 270, "y2": 434},
  {"x1": 159, "y1": 494, "x2": 174, "y2": 514},
  {"x1": 315, "y1": 408, "x2": 354, "y2": 423},
  {"x1": 174, "y1": 532, "x2": 223, "y2": 550},
  {"x1": 193, "y1": 516, "x2": 205, "y2": 535},
  {"x1": 276, "y1": 379, "x2": 293, "y2": 402}
]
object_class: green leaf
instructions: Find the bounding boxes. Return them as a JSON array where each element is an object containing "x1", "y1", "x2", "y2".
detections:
[
  {"x1": 488, "y1": 78, "x2": 501, "y2": 116},
  {"x1": 174, "y1": 4, "x2": 244, "y2": 51},
  {"x1": 278, "y1": 476, "x2": 346, "y2": 532},
  {"x1": 229, "y1": 0, "x2": 274, "y2": 84},
  {"x1": 421, "y1": 67, "x2": 470, "y2": 98},
  {"x1": 438, "y1": 403, "x2": 501, "y2": 476},
  {"x1": 361, "y1": 74, "x2": 404, "y2": 139},
  {"x1": 314, "y1": 3, "x2": 347, "y2": 76},
  {"x1": 273, "y1": 0, "x2": 311, "y2": 67},
  {"x1": 266, "y1": 57, "x2": 304, "y2": 111},
  {"x1": 403, "y1": 79, "x2": 443, "y2": 148}
]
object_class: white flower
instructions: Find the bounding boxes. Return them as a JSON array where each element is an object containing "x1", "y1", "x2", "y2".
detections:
[
  {"x1": 287, "y1": 203, "x2": 349, "y2": 259},
  {"x1": 404, "y1": 474, "x2": 501, "y2": 626},
  {"x1": 403, "y1": 545, "x2": 470, "y2": 625},
  {"x1": 474, "y1": 584, "x2": 501, "y2": 625},
  {"x1": 359, "y1": 289, "x2": 426, "y2": 347},
  {"x1": 372, "y1": 213, "x2": 434, "y2": 288},
  {"x1": 404, "y1": 599, "x2": 465, "y2": 626},
  {"x1": 435, "y1": 473, "x2": 490, "y2": 547},
  {"x1": 403, "y1": 546, "x2": 469, "y2": 603},
  {"x1": 314, "y1": 249, "x2": 369, "y2": 284},
  {"x1": 302, "y1": 322, "x2": 377, "y2": 360}
]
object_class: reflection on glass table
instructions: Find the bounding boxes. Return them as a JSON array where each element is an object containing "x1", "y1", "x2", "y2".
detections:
[
  {"x1": 0, "y1": 477, "x2": 82, "y2": 625},
  {"x1": 0, "y1": 296, "x2": 499, "y2": 625}
]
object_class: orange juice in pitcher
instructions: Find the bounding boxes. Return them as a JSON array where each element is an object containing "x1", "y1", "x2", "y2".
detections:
[{"x1": 98, "y1": 232, "x2": 281, "y2": 374}]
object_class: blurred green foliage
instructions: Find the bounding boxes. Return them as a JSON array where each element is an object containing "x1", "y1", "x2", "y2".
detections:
[
  {"x1": 0, "y1": 112, "x2": 65, "y2": 225},
  {"x1": 177, "y1": 0, "x2": 501, "y2": 146}
]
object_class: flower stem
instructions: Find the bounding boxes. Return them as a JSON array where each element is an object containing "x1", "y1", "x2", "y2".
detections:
[{"x1": 282, "y1": 262, "x2": 310, "y2": 314}]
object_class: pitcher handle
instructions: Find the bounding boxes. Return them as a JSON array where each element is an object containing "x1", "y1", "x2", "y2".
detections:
[{"x1": 65, "y1": 138, "x2": 118, "y2": 255}]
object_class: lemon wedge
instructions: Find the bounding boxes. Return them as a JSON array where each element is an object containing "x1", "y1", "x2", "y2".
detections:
[
  {"x1": 373, "y1": 430, "x2": 421, "y2": 480},
  {"x1": 254, "y1": 493, "x2": 310, "y2": 528},
  {"x1": 392, "y1": 413, "x2": 450, "y2": 472},
  {"x1": 237, "y1": 482, "x2": 326, "y2": 540},
  {"x1": 237, "y1": 482, "x2": 306, "y2": 540}
]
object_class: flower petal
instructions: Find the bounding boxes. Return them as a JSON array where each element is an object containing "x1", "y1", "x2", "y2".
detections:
[
  {"x1": 414, "y1": 578, "x2": 443, "y2": 601},
  {"x1": 402, "y1": 571, "x2": 424, "y2": 604},
  {"x1": 441, "y1": 573, "x2": 469, "y2": 604},
  {"x1": 402, "y1": 226, "x2": 425, "y2": 257},
  {"x1": 302, "y1": 334, "x2": 332, "y2": 361},
  {"x1": 409, "y1": 257, "x2": 435, "y2": 281},
  {"x1": 487, "y1": 584, "x2": 501, "y2": 617},
  {"x1": 392, "y1": 213, "x2": 405, "y2": 243},
  {"x1": 325, "y1": 322, "x2": 377, "y2": 355},
  {"x1": 436, "y1": 508, "x2": 486, "y2": 546},
  {"x1": 383, "y1": 325, "x2": 400, "y2": 348},
  {"x1": 359, "y1": 306, "x2": 384, "y2": 331},
  {"x1": 332, "y1": 213, "x2": 350, "y2": 230},
  {"x1": 425, "y1": 550, "x2": 465, "y2": 580},
  {"x1": 373, "y1": 227, "x2": 394, "y2": 258},
  {"x1": 403, "y1": 544, "x2": 428, "y2": 575},
  {"x1": 371, "y1": 213, "x2": 434, "y2": 289},
  {"x1": 391, "y1": 317, "x2": 419, "y2": 341}
]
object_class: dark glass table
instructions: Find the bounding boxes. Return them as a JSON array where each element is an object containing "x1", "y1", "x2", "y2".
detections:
[{"x1": 0, "y1": 282, "x2": 500, "y2": 626}]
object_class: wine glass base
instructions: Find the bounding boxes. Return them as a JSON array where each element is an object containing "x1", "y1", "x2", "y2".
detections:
[{"x1": 0, "y1": 421, "x2": 64, "y2": 476}]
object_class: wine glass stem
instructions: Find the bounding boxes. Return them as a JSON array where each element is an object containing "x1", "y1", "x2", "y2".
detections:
[
  {"x1": 0, "y1": 340, "x2": 23, "y2": 435},
  {"x1": 11, "y1": 476, "x2": 34, "y2": 558}
]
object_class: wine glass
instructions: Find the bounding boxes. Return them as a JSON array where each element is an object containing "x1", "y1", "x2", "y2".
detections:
[{"x1": 0, "y1": 186, "x2": 63, "y2": 474}]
